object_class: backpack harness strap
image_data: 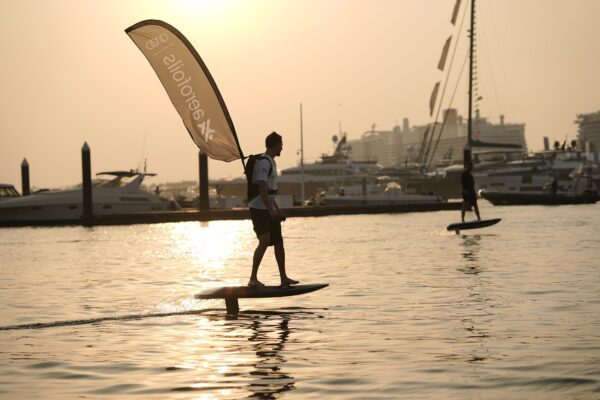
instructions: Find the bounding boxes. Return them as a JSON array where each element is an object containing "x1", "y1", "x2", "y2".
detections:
[{"x1": 259, "y1": 155, "x2": 278, "y2": 195}]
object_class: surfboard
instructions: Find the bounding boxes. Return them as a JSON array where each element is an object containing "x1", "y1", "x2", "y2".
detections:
[
  {"x1": 195, "y1": 283, "x2": 329, "y2": 315},
  {"x1": 447, "y1": 218, "x2": 501, "y2": 233},
  {"x1": 195, "y1": 283, "x2": 328, "y2": 299}
]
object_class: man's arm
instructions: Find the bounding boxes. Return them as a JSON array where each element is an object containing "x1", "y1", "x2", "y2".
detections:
[
  {"x1": 273, "y1": 198, "x2": 286, "y2": 220},
  {"x1": 257, "y1": 180, "x2": 279, "y2": 219},
  {"x1": 460, "y1": 172, "x2": 468, "y2": 193}
]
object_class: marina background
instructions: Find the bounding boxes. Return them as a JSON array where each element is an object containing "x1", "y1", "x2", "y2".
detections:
[
  {"x1": 1, "y1": 2, "x2": 600, "y2": 398},
  {"x1": 1, "y1": 0, "x2": 600, "y2": 188},
  {"x1": 1, "y1": 203, "x2": 599, "y2": 399}
]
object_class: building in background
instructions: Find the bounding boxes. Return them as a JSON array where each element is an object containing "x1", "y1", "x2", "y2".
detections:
[
  {"x1": 348, "y1": 124, "x2": 403, "y2": 166},
  {"x1": 347, "y1": 109, "x2": 527, "y2": 167},
  {"x1": 576, "y1": 111, "x2": 600, "y2": 156}
]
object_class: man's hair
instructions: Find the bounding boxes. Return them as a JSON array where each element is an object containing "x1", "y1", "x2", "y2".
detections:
[{"x1": 265, "y1": 131, "x2": 282, "y2": 148}]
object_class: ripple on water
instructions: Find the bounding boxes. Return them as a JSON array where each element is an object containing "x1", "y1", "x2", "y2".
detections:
[{"x1": 0, "y1": 208, "x2": 599, "y2": 399}]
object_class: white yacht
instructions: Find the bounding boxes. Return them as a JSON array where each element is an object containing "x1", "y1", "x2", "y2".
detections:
[
  {"x1": 0, "y1": 171, "x2": 176, "y2": 223},
  {"x1": 475, "y1": 149, "x2": 600, "y2": 194},
  {"x1": 320, "y1": 180, "x2": 445, "y2": 206}
]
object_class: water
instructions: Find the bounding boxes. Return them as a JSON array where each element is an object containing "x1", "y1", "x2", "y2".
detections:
[{"x1": 1, "y1": 203, "x2": 599, "y2": 399}]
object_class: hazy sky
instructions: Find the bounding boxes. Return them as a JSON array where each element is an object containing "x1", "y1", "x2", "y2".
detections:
[{"x1": 1, "y1": 0, "x2": 599, "y2": 188}]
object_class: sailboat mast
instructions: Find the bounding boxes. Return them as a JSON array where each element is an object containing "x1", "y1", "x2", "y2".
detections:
[
  {"x1": 299, "y1": 103, "x2": 305, "y2": 204},
  {"x1": 465, "y1": 0, "x2": 475, "y2": 166}
]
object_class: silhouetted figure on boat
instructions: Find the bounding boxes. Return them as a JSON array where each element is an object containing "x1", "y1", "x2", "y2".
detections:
[
  {"x1": 542, "y1": 176, "x2": 558, "y2": 195},
  {"x1": 551, "y1": 176, "x2": 558, "y2": 194},
  {"x1": 461, "y1": 161, "x2": 481, "y2": 222},
  {"x1": 551, "y1": 177, "x2": 558, "y2": 194},
  {"x1": 246, "y1": 132, "x2": 298, "y2": 288}
]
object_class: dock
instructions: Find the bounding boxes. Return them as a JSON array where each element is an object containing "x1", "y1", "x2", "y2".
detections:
[{"x1": 0, "y1": 202, "x2": 462, "y2": 227}]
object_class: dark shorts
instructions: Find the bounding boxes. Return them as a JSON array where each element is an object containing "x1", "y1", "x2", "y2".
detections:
[
  {"x1": 462, "y1": 191, "x2": 477, "y2": 206},
  {"x1": 249, "y1": 208, "x2": 283, "y2": 246}
]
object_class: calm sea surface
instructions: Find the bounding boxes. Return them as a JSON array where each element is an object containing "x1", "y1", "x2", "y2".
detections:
[{"x1": 0, "y1": 203, "x2": 599, "y2": 399}]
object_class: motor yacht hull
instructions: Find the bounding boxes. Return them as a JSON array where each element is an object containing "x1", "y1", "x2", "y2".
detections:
[
  {"x1": 0, "y1": 188, "x2": 171, "y2": 223},
  {"x1": 480, "y1": 190, "x2": 599, "y2": 206},
  {"x1": 322, "y1": 194, "x2": 444, "y2": 206}
]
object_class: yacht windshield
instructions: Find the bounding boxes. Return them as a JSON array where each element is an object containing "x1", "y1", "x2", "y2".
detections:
[
  {"x1": 0, "y1": 186, "x2": 19, "y2": 197},
  {"x1": 93, "y1": 176, "x2": 126, "y2": 188}
]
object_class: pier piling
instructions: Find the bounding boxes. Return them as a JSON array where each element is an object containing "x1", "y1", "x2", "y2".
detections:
[
  {"x1": 21, "y1": 159, "x2": 30, "y2": 196},
  {"x1": 81, "y1": 143, "x2": 93, "y2": 227},
  {"x1": 199, "y1": 151, "x2": 209, "y2": 211},
  {"x1": 463, "y1": 143, "x2": 472, "y2": 166}
]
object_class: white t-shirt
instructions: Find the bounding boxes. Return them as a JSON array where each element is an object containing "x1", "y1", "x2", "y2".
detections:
[{"x1": 248, "y1": 154, "x2": 277, "y2": 209}]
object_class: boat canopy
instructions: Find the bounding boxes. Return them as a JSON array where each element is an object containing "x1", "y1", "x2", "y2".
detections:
[{"x1": 96, "y1": 171, "x2": 157, "y2": 178}]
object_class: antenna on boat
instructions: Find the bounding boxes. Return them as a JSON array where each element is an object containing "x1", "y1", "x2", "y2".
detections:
[
  {"x1": 337, "y1": 101, "x2": 343, "y2": 137},
  {"x1": 138, "y1": 131, "x2": 148, "y2": 173}
]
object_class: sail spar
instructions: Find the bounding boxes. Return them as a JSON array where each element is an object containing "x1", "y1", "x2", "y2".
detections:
[
  {"x1": 125, "y1": 20, "x2": 243, "y2": 162},
  {"x1": 437, "y1": 36, "x2": 452, "y2": 71},
  {"x1": 429, "y1": 82, "x2": 440, "y2": 116},
  {"x1": 450, "y1": 0, "x2": 462, "y2": 25}
]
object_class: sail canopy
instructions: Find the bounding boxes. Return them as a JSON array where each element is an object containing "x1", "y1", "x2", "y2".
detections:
[{"x1": 125, "y1": 20, "x2": 242, "y2": 162}]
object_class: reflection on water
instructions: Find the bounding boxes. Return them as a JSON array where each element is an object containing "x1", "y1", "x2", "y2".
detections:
[
  {"x1": 459, "y1": 234, "x2": 481, "y2": 267},
  {"x1": 0, "y1": 310, "x2": 320, "y2": 399},
  {"x1": 1, "y1": 205, "x2": 599, "y2": 399},
  {"x1": 457, "y1": 234, "x2": 491, "y2": 366},
  {"x1": 164, "y1": 221, "x2": 251, "y2": 272},
  {"x1": 246, "y1": 315, "x2": 294, "y2": 399},
  {"x1": 166, "y1": 312, "x2": 298, "y2": 398}
]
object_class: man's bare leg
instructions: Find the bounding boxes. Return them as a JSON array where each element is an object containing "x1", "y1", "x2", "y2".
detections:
[
  {"x1": 249, "y1": 233, "x2": 269, "y2": 286},
  {"x1": 274, "y1": 241, "x2": 298, "y2": 287},
  {"x1": 461, "y1": 202, "x2": 468, "y2": 222},
  {"x1": 474, "y1": 203, "x2": 481, "y2": 221}
]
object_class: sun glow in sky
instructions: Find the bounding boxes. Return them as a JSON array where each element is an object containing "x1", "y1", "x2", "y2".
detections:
[
  {"x1": 145, "y1": 0, "x2": 255, "y2": 28},
  {"x1": 1, "y1": 0, "x2": 599, "y2": 188}
]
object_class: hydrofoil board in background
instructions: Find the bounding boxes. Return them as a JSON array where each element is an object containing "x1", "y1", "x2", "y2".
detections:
[{"x1": 447, "y1": 218, "x2": 501, "y2": 233}]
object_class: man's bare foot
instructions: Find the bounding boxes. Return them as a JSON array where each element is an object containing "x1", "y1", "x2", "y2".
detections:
[
  {"x1": 280, "y1": 277, "x2": 299, "y2": 287},
  {"x1": 248, "y1": 279, "x2": 265, "y2": 287}
]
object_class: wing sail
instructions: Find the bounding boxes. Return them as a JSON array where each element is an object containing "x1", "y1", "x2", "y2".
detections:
[{"x1": 125, "y1": 20, "x2": 243, "y2": 162}]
